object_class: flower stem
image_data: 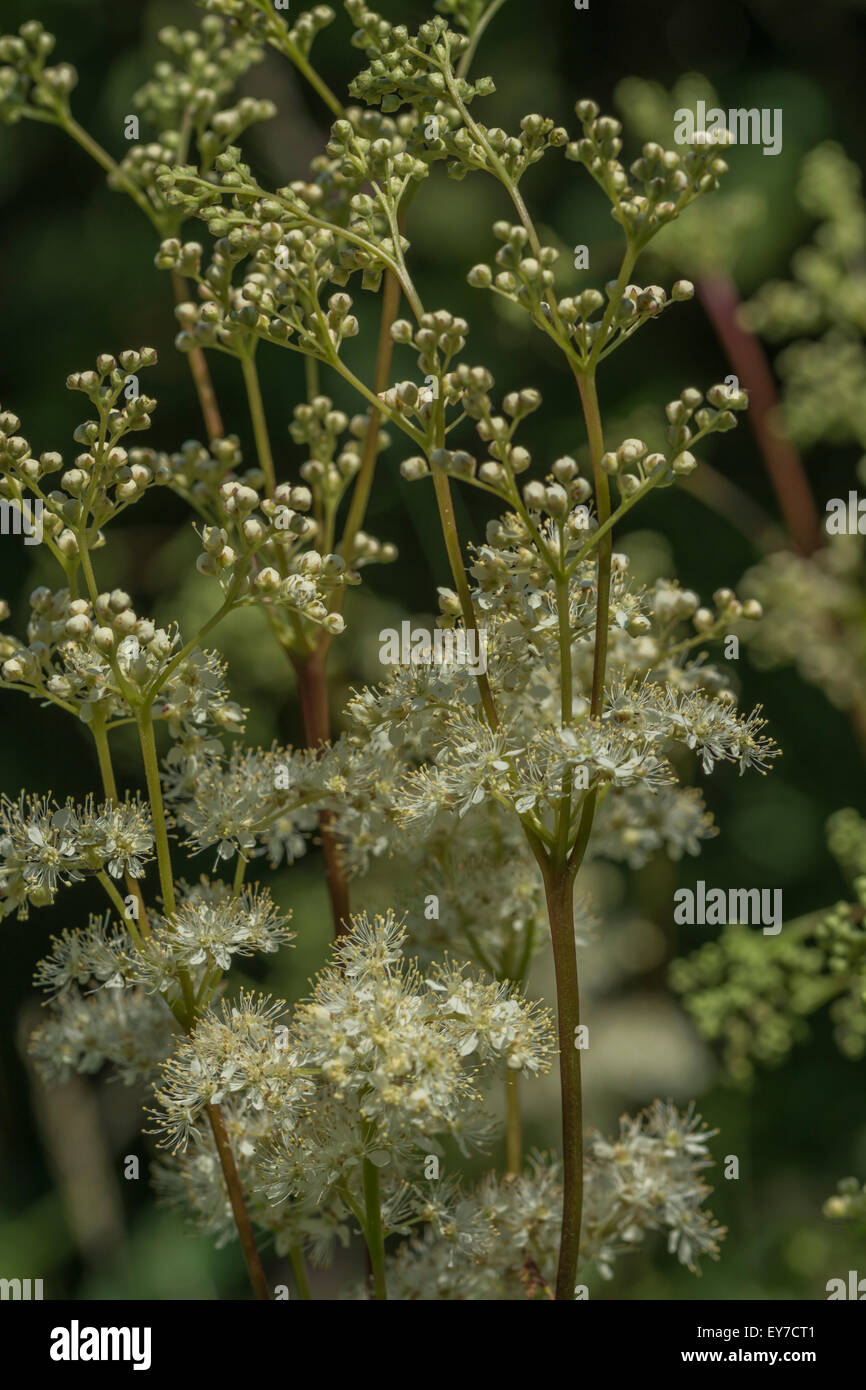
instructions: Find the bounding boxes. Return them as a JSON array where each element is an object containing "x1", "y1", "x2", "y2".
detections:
[
  {"x1": 241, "y1": 348, "x2": 277, "y2": 496},
  {"x1": 338, "y1": 265, "x2": 402, "y2": 566},
  {"x1": 289, "y1": 1245, "x2": 312, "y2": 1300},
  {"x1": 90, "y1": 709, "x2": 147, "y2": 925},
  {"x1": 430, "y1": 461, "x2": 499, "y2": 728},
  {"x1": 171, "y1": 270, "x2": 225, "y2": 444},
  {"x1": 697, "y1": 272, "x2": 821, "y2": 555},
  {"x1": 279, "y1": 39, "x2": 345, "y2": 119},
  {"x1": 544, "y1": 367, "x2": 611, "y2": 1300},
  {"x1": 135, "y1": 707, "x2": 176, "y2": 918},
  {"x1": 457, "y1": 0, "x2": 508, "y2": 77},
  {"x1": 206, "y1": 1104, "x2": 270, "y2": 1301},
  {"x1": 505, "y1": 1068, "x2": 522, "y2": 1174},
  {"x1": 96, "y1": 871, "x2": 144, "y2": 951},
  {"x1": 543, "y1": 865, "x2": 583, "y2": 1299},
  {"x1": 362, "y1": 1156, "x2": 388, "y2": 1300},
  {"x1": 574, "y1": 370, "x2": 611, "y2": 719}
]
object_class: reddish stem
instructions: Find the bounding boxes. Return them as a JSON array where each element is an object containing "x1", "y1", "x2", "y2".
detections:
[
  {"x1": 698, "y1": 272, "x2": 821, "y2": 556},
  {"x1": 171, "y1": 269, "x2": 225, "y2": 443},
  {"x1": 207, "y1": 1104, "x2": 270, "y2": 1300}
]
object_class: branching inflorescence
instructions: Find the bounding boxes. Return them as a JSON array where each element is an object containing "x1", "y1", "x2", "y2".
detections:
[{"x1": 0, "y1": 1, "x2": 781, "y2": 1300}]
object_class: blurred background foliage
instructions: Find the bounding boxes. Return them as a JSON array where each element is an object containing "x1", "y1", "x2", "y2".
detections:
[{"x1": 2, "y1": 0, "x2": 866, "y2": 1299}]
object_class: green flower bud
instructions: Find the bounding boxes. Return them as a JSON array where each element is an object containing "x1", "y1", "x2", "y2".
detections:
[
  {"x1": 671, "y1": 451, "x2": 697, "y2": 475},
  {"x1": 400, "y1": 457, "x2": 429, "y2": 481}
]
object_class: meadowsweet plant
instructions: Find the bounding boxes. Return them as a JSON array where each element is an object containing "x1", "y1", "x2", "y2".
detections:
[
  {"x1": 671, "y1": 807, "x2": 866, "y2": 1083},
  {"x1": 0, "y1": 1, "x2": 781, "y2": 1301}
]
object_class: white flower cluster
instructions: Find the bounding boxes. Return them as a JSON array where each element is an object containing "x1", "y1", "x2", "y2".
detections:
[
  {"x1": 164, "y1": 739, "x2": 353, "y2": 865},
  {"x1": 380, "y1": 1100, "x2": 723, "y2": 1299},
  {"x1": 150, "y1": 912, "x2": 554, "y2": 1253},
  {"x1": 0, "y1": 794, "x2": 153, "y2": 919},
  {"x1": 344, "y1": 610, "x2": 775, "y2": 837}
]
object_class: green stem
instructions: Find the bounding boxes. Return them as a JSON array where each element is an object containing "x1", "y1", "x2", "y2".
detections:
[
  {"x1": 457, "y1": 0, "x2": 509, "y2": 77},
  {"x1": 143, "y1": 588, "x2": 239, "y2": 703},
  {"x1": 362, "y1": 1156, "x2": 388, "y2": 1300},
  {"x1": 278, "y1": 38, "x2": 345, "y2": 119},
  {"x1": 78, "y1": 545, "x2": 99, "y2": 607},
  {"x1": 91, "y1": 709, "x2": 148, "y2": 931},
  {"x1": 574, "y1": 371, "x2": 611, "y2": 719},
  {"x1": 430, "y1": 461, "x2": 499, "y2": 729},
  {"x1": 505, "y1": 1068, "x2": 522, "y2": 1174},
  {"x1": 338, "y1": 263, "x2": 402, "y2": 567},
  {"x1": 60, "y1": 114, "x2": 159, "y2": 226},
  {"x1": 232, "y1": 853, "x2": 248, "y2": 900},
  {"x1": 289, "y1": 1245, "x2": 312, "y2": 1300},
  {"x1": 554, "y1": 571, "x2": 575, "y2": 862},
  {"x1": 96, "y1": 871, "x2": 144, "y2": 951},
  {"x1": 91, "y1": 711, "x2": 120, "y2": 803},
  {"x1": 241, "y1": 349, "x2": 276, "y2": 496},
  {"x1": 136, "y1": 707, "x2": 176, "y2": 917}
]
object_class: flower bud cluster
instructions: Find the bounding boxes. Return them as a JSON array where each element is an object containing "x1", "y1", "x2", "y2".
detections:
[
  {"x1": 658, "y1": 381, "x2": 749, "y2": 476},
  {"x1": 567, "y1": 100, "x2": 733, "y2": 243},
  {"x1": 347, "y1": 6, "x2": 491, "y2": 115},
  {"x1": 327, "y1": 116, "x2": 428, "y2": 201},
  {"x1": 0, "y1": 352, "x2": 160, "y2": 566},
  {"x1": 400, "y1": 381, "x2": 549, "y2": 503},
  {"x1": 650, "y1": 578, "x2": 762, "y2": 644},
  {"x1": 0, "y1": 21, "x2": 77, "y2": 126},
  {"x1": 469, "y1": 236, "x2": 695, "y2": 362},
  {"x1": 161, "y1": 221, "x2": 362, "y2": 359},
  {"x1": 290, "y1": 397, "x2": 397, "y2": 567},
  {"x1": 449, "y1": 113, "x2": 568, "y2": 184},
  {"x1": 136, "y1": 20, "x2": 267, "y2": 132},
  {"x1": 467, "y1": 222, "x2": 559, "y2": 323},
  {"x1": 380, "y1": 310, "x2": 471, "y2": 444},
  {"x1": 200, "y1": 1, "x2": 336, "y2": 62}
]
